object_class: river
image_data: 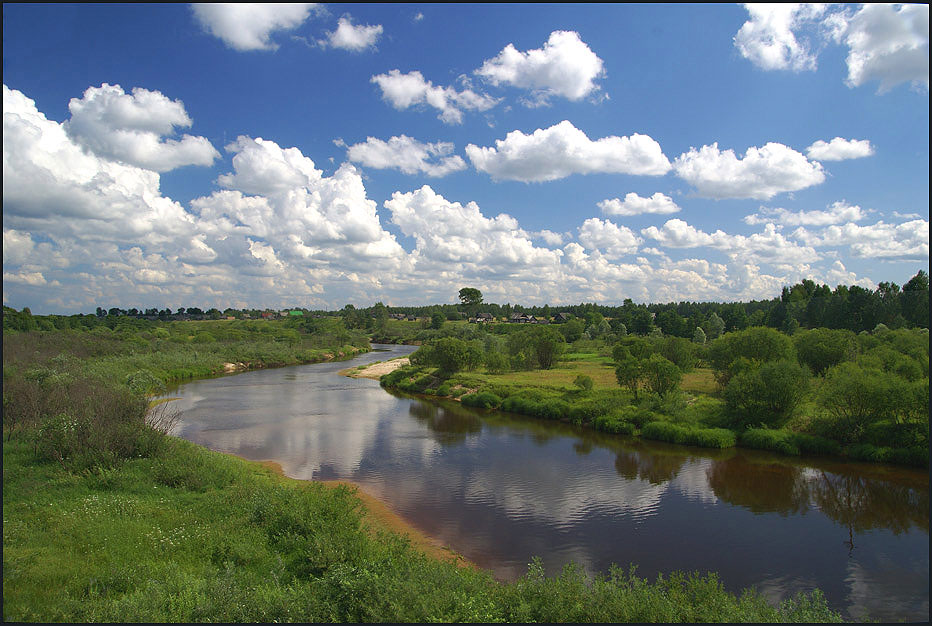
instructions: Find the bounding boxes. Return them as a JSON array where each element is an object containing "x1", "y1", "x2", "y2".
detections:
[{"x1": 163, "y1": 344, "x2": 929, "y2": 622}]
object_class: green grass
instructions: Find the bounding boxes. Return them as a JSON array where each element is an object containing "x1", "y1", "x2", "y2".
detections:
[{"x1": 3, "y1": 435, "x2": 843, "y2": 623}]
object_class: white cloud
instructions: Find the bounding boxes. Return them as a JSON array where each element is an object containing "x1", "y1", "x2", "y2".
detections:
[
  {"x1": 642, "y1": 218, "x2": 820, "y2": 264},
  {"x1": 835, "y1": 4, "x2": 929, "y2": 92},
  {"x1": 64, "y1": 83, "x2": 219, "y2": 172},
  {"x1": 466, "y1": 120, "x2": 671, "y2": 182},
  {"x1": 598, "y1": 192, "x2": 680, "y2": 216},
  {"x1": 2, "y1": 84, "x2": 897, "y2": 314},
  {"x1": 191, "y1": 3, "x2": 317, "y2": 51},
  {"x1": 321, "y1": 16, "x2": 382, "y2": 51},
  {"x1": 806, "y1": 137, "x2": 874, "y2": 161},
  {"x1": 744, "y1": 201, "x2": 867, "y2": 226},
  {"x1": 791, "y1": 219, "x2": 929, "y2": 260},
  {"x1": 384, "y1": 185, "x2": 562, "y2": 276},
  {"x1": 673, "y1": 142, "x2": 825, "y2": 200},
  {"x1": 535, "y1": 230, "x2": 564, "y2": 246},
  {"x1": 577, "y1": 218, "x2": 641, "y2": 258},
  {"x1": 370, "y1": 70, "x2": 499, "y2": 124},
  {"x1": 476, "y1": 30, "x2": 605, "y2": 104},
  {"x1": 734, "y1": 4, "x2": 827, "y2": 71},
  {"x1": 344, "y1": 135, "x2": 466, "y2": 177}
]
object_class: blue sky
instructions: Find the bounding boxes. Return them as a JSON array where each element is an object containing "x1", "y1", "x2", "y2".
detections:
[{"x1": 3, "y1": 3, "x2": 928, "y2": 313}]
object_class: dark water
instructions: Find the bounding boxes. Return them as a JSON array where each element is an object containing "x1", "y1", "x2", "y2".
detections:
[{"x1": 163, "y1": 344, "x2": 929, "y2": 622}]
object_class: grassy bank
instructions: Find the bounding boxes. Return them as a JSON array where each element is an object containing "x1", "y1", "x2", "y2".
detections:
[
  {"x1": 3, "y1": 435, "x2": 843, "y2": 622},
  {"x1": 379, "y1": 328, "x2": 928, "y2": 467}
]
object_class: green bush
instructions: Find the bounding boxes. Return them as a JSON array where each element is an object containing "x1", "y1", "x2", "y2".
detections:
[
  {"x1": 591, "y1": 414, "x2": 635, "y2": 435},
  {"x1": 641, "y1": 421, "x2": 688, "y2": 445},
  {"x1": 461, "y1": 392, "x2": 502, "y2": 409},
  {"x1": 707, "y1": 327, "x2": 795, "y2": 387},
  {"x1": 724, "y1": 360, "x2": 810, "y2": 429},
  {"x1": 740, "y1": 428, "x2": 800, "y2": 456},
  {"x1": 641, "y1": 422, "x2": 735, "y2": 449}
]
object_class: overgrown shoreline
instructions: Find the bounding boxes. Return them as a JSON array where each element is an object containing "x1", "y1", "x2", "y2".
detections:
[
  {"x1": 379, "y1": 325, "x2": 928, "y2": 468},
  {"x1": 3, "y1": 318, "x2": 847, "y2": 622}
]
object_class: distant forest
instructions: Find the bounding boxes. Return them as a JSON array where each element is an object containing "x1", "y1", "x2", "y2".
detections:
[{"x1": 4, "y1": 270, "x2": 928, "y2": 336}]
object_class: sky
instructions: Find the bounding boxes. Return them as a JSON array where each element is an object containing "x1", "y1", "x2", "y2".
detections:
[{"x1": 2, "y1": 3, "x2": 929, "y2": 314}]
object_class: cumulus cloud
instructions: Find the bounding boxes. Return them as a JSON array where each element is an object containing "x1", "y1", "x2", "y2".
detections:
[
  {"x1": 3, "y1": 84, "x2": 894, "y2": 313},
  {"x1": 673, "y1": 142, "x2": 825, "y2": 200},
  {"x1": 598, "y1": 192, "x2": 680, "y2": 216},
  {"x1": 63, "y1": 83, "x2": 219, "y2": 172},
  {"x1": 344, "y1": 135, "x2": 466, "y2": 177},
  {"x1": 370, "y1": 70, "x2": 499, "y2": 124},
  {"x1": 466, "y1": 120, "x2": 671, "y2": 182},
  {"x1": 476, "y1": 30, "x2": 605, "y2": 105},
  {"x1": 384, "y1": 185, "x2": 562, "y2": 276},
  {"x1": 642, "y1": 219, "x2": 820, "y2": 264},
  {"x1": 806, "y1": 137, "x2": 874, "y2": 161},
  {"x1": 735, "y1": 3, "x2": 929, "y2": 93},
  {"x1": 791, "y1": 219, "x2": 929, "y2": 260},
  {"x1": 321, "y1": 16, "x2": 382, "y2": 51},
  {"x1": 577, "y1": 218, "x2": 641, "y2": 258},
  {"x1": 835, "y1": 4, "x2": 929, "y2": 92},
  {"x1": 734, "y1": 4, "x2": 827, "y2": 71},
  {"x1": 744, "y1": 201, "x2": 867, "y2": 226},
  {"x1": 191, "y1": 3, "x2": 317, "y2": 51}
]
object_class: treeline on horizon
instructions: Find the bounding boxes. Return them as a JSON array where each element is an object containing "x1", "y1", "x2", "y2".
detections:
[{"x1": 4, "y1": 271, "x2": 929, "y2": 335}]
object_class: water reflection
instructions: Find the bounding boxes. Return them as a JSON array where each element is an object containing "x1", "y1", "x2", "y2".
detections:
[
  {"x1": 408, "y1": 400, "x2": 482, "y2": 446},
  {"x1": 615, "y1": 449, "x2": 687, "y2": 485},
  {"x1": 707, "y1": 455, "x2": 810, "y2": 515},
  {"x1": 166, "y1": 344, "x2": 929, "y2": 622}
]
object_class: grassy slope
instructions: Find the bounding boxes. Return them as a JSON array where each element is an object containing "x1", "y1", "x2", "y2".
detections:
[{"x1": 2, "y1": 436, "x2": 842, "y2": 623}]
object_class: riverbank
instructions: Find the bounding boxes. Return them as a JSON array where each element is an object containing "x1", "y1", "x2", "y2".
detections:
[
  {"x1": 340, "y1": 356, "x2": 410, "y2": 380},
  {"x1": 2, "y1": 325, "x2": 846, "y2": 622},
  {"x1": 2, "y1": 432, "x2": 844, "y2": 622},
  {"x1": 243, "y1": 457, "x2": 471, "y2": 568},
  {"x1": 379, "y1": 359, "x2": 928, "y2": 468}
]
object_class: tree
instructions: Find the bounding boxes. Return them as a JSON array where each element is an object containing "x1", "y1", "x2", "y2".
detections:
[
  {"x1": 705, "y1": 312, "x2": 725, "y2": 339},
  {"x1": 433, "y1": 337, "x2": 471, "y2": 374},
  {"x1": 693, "y1": 327, "x2": 707, "y2": 344},
  {"x1": 642, "y1": 354, "x2": 681, "y2": 397},
  {"x1": 793, "y1": 328, "x2": 856, "y2": 375},
  {"x1": 707, "y1": 326, "x2": 795, "y2": 387},
  {"x1": 614, "y1": 351, "x2": 643, "y2": 400},
  {"x1": 458, "y1": 288, "x2": 483, "y2": 307},
  {"x1": 372, "y1": 301, "x2": 388, "y2": 331},
  {"x1": 559, "y1": 319, "x2": 585, "y2": 343},
  {"x1": 430, "y1": 310, "x2": 445, "y2": 330},
  {"x1": 724, "y1": 360, "x2": 809, "y2": 428}
]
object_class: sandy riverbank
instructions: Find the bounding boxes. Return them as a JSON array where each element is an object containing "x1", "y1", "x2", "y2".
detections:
[
  {"x1": 340, "y1": 357, "x2": 409, "y2": 380},
  {"x1": 245, "y1": 457, "x2": 472, "y2": 569}
]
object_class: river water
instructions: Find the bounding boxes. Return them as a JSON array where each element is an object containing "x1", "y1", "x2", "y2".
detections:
[{"x1": 164, "y1": 344, "x2": 929, "y2": 622}]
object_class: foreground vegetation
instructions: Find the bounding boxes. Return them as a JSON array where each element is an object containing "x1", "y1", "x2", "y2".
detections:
[
  {"x1": 3, "y1": 436, "x2": 843, "y2": 623},
  {"x1": 381, "y1": 323, "x2": 929, "y2": 468},
  {"x1": 2, "y1": 312, "x2": 845, "y2": 622}
]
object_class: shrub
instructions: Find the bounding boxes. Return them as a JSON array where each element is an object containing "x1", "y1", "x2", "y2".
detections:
[
  {"x1": 707, "y1": 327, "x2": 795, "y2": 387},
  {"x1": 461, "y1": 392, "x2": 502, "y2": 409},
  {"x1": 591, "y1": 414, "x2": 635, "y2": 435},
  {"x1": 641, "y1": 421, "x2": 688, "y2": 445},
  {"x1": 684, "y1": 428, "x2": 735, "y2": 449},
  {"x1": 641, "y1": 422, "x2": 736, "y2": 449},
  {"x1": 573, "y1": 375, "x2": 593, "y2": 392},
  {"x1": 740, "y1": 428, "x2": 800, "y2": 456},
  {"x1": 793, "y1": 328, "x2": 857, "y2": 375},
  {"x1": 641, "y1": 354, "x2": 681, "y2": 397},
  {"x1": 724, "y1": 360, "x2": 810, "y2": 429}
]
